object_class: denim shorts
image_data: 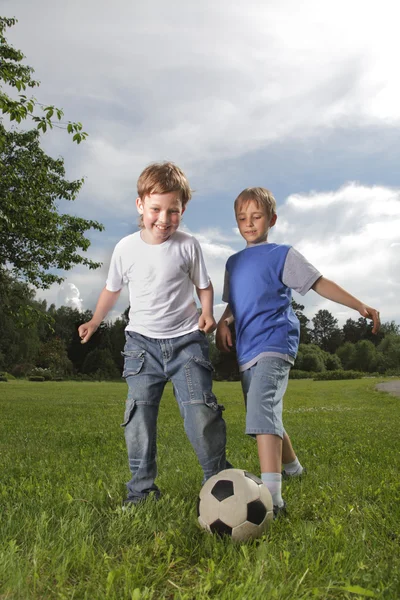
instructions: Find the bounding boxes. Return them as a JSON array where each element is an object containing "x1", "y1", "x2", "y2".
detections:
[{"x1": 240, "y1": 356, "x2": 291, "y2": 438}]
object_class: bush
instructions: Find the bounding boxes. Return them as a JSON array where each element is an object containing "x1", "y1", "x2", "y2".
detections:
[
  {"x1": 28, "y1": 376, "x2": 45, "y2": 382},
  {"x1": 313, "y1": 370, "x2": 363, "y2": 381},
  {"x1": 289, "y1": 370, "x2": 316, "y2": 379},
  {"x1": 325, "y1": 354, "x2": 342, "y2": 371},
  {"x1": 11, "y1": 363, "x2": 35, "y2": 378},
  {"x1": 0, "y1": 375, "x2": 7, "y2": 382},
  {"x1": 0, "y1": 371, "x2": 15, "y2": 380},
  {"x1": 29, "y1": 367, "x2": 53, "y2": 381}
]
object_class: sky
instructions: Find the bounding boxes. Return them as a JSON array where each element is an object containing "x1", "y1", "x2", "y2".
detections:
[{"x1": 4, "y1": 0, "x2": 400, "y2": 327}]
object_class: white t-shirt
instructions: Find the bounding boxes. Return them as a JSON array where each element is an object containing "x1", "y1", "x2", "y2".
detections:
[{"x1": 106, "y1": 230, "x2": 211, "y2": 338}]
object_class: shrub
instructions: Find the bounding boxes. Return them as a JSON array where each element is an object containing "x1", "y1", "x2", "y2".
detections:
[
  {"x1": 0, "y1": 371, "x2": 15, "y2": 380},
  {"x1": 313, "y1": 370, "x2": 363, "y2": 381},
  {"x1": 0, "y1": 375, "x2": 7, "y2": 382},
  {"x1": 325, "y1": 354, "x2": 342, "y2": 371},
  {"x1": 29, "y1": 367, "x2": 53, "y2": 381},
  {"x1": 289, "y1": 370, "x2": 316, "y2": 379},
  {"x1": 28, "y1": 376, "x2": 45, "y2": 382},
  {"x1": 11, "y1": 363, "x2": 35, "y2": 378}
]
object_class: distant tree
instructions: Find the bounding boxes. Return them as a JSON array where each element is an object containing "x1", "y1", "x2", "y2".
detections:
[
  {"x1": 380, "y1": 321, "x2": 400, "y2": 337},
  {"x1": 350, "y1": 340, "x2": 379, "y2": 373},
  {"x1": 36, "y1": 338, "x2": 73, "y2": 376},
  {"x1": 292, "y1": 300, "x2": 312, "y2": 344},
  {"x1": 82, "y1": 348, "x2": 121, "y2": 380},
  {"x1": 336, "y1": 342, "x2": 356, "y2": 370},
  {"x1": 378, "y1": 334, "x2": 400, "y2": 372},
  {"x1": 342, "y1": 317, "x2": 380, "y2": 346},
  {"x1": 0, "y1": 271, "x2": 43, "y2": 370},
  {"x1": 295, "y1": 344, "x2": 326, "y2": 372},
  {"x1": 312, "y1": 309, "x2": 342, "y2": 353},
  {"x1": 0, "y1": 16, "x2": 103, "y2": 288},
  {"x1": 325, "y1": 353, "x2": 342, "y2": 371}
]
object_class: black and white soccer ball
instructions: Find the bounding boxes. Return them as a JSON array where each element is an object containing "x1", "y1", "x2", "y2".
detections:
[{"x1": 197, "y1": 468, "x2": 273, "y2": 542}]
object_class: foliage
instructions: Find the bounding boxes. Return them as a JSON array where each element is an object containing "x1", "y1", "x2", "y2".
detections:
[
  {"x1": 325, "y1": 353, "x2": 342, "y2": 371},
  {"x1": 82, "y1": 348, "x2": 121, "y2": 380},
  {"x1": 0, "y1": 375, "x2": 7, "y2": 382},
  {"x1": 0, "y1": 17, "x2": 104, "y2": 288},
  {"x1": 311, "y1": 309, "x2": 343, "y2": 353},
  {"x1": 291, "y1": 299, "x2": 312, "y2": 343},
  {"x1": 29, "y1": 367, "x2": 53, "y2": 381},
  {"x1": 288, "y1": 369, "x2": 316, "y2": 379},
  {"x1": 313, "y1": 370, "x2": 364, "y2": 380},
  {"x1": 350, "y1": 340, "x2": 380, "y2": 373},
  {"x1": 27, "y1": 375, "x2": 45, "y2": 381}
]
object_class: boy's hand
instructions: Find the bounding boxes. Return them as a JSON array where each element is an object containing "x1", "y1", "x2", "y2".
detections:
[
  {"x1": 216, "y1": 321, "x2": 233, "y2": 353},
  {"x1": 358, "y1": 305, "x2": 381, "y2": 334},
  {"x1": 78, "y1": 321, "x2": 99, "y2": 344},
  {"x1": 198, "y1": 313, "x2": 217, "y2": 334}
]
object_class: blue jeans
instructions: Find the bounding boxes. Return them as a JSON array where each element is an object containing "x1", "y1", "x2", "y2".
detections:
[
  {"x1": 240, "y1": 356, "x2": 291, "y2": 438},
  {"x1": 121, "y1": 330, "x2": 228, "y2": 501}
]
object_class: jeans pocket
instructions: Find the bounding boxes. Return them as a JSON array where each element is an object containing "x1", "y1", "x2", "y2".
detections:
[
  {"x1": 120, "y1": 397, "x2": 136, "y2": 427},
  {"x1": 122, "y1": 350, "x2": 145, "y2": 378},
  {"x1": 191, "y1": 355, "x2": 214, "y2": 372},
  {"x1": 204, "y1": 391, "x2": 225, "y2": 412}
]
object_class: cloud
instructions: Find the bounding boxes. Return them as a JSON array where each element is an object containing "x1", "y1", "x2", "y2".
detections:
[{"x1": 57, "y1": 283, "x2": 83, "y2": 311}]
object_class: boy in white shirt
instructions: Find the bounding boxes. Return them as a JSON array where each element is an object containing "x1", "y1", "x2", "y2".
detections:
[{"x1": 78, "y1": 162, "x2": 229, "y2": 505}]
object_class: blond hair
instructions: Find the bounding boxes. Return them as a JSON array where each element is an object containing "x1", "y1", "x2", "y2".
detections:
[
  {"x1": 137, "y1": 162, "x2": 192, "y2": 204},
  {"x1": 234, "y1": 187, "x2": 277, "y2": 218}
]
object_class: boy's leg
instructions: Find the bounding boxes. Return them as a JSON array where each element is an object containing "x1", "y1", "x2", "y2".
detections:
[
  {"x1": 282, "y1": 431, "x2": 304, "y2": 478},
  {"x1": 242, "y1": 357, "x2": 290, "y2": 510},
  {"x1": 169, "y1": 330, "x2": 228, "y2": 482},
  {"x1": 121, "y1": 332, "x2": 166, "y2": 503}
]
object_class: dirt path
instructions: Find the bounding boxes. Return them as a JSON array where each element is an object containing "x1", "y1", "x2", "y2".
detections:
[{"x1": 375, "y1": 380, "x2": 400, "y2": 397}]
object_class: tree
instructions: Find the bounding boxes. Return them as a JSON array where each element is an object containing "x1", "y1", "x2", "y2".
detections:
[
  {"x1": 350, "y1": 340, "x2": 379, "y2": 373},
  {"x1": 0, "y1": 17, "x2": 104, "y2": 288},
  {"x1": 336, "y1": 342, "x2": 356, "y2": 370},
  {"x1": 311, "y1": 309, "x2": 342, "y2": 353},
  {"x1": 292, "y1": 300, "x2": 312, "y2": 344}
]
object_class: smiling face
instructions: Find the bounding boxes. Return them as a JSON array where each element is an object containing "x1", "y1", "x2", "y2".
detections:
[
  {"x1": 136, "y1": 192, "x2": 185, "y2": 244},
  {"x1": 235, "y1": 199, "x2": 277, "y2": 245}
]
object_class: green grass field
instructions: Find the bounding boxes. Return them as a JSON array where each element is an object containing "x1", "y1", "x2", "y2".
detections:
[{"x1": 0, "y1": 378, "x2": 399, "y2": 599}]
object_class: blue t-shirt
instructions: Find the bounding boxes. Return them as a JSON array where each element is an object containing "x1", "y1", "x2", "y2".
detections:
[{"x1": 223, "y1": 243, "x2": 321, "y2": 370}]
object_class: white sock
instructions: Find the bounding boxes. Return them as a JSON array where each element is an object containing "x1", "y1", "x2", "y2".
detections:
[
  {"x1": 261, "y1": 472, "x2": 284, "y2": 507},
  {"x1": 283, "y1": 457, "x2": 303, "y2": 476}
]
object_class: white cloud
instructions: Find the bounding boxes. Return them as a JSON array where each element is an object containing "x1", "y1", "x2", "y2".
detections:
[{"x1": 57, "y1": 283, "x2": 83, "y2": 311}]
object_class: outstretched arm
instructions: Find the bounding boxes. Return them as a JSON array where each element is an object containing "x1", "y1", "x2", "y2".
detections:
[
  {"x1": 216, "y1": 305, "x2": 234, "y2": 352},
  {"x1": 196, "y1": 283, "x2": 217, "y2": 333},
  {"x1": 312, "y1": 277, "x2": 380, "y2": 333},
  {"x1": 78, "y1": 287, "x2": 121, "y2": 343}
]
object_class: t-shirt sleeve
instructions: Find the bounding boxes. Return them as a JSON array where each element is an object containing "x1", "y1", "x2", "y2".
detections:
[
  {"x1": 189, "y1": 237, "x2": 211, "y2": 289},
  {"x1": 105, "y1": 244, "x2": 125, "y2": 292},
  {"x1": 222, "y1": 269, "x2": 230, "y2": 303},
  {"x1": 282, "y1": 247, "x2": 322, "y2": 295}
]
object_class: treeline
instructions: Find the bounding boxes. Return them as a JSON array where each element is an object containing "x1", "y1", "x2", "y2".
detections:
[{"x1": 1, "y1": 273, "x2": 399, "y2": 381}]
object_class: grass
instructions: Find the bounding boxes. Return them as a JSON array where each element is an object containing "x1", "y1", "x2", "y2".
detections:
[{"x1": 0, "y1": 378, "x2": 399, "y2": 599}]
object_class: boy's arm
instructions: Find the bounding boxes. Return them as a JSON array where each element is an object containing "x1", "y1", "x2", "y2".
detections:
[
  {"x1": 312, "y1": 277, "x2": 380, "y2": 333},
  {"x1": 78, "y1": 287, "x2": 121, "y2": 344},
  {"x1": 196, "y1": 283, "x2": 217, "y2": 333},
  {"x1": 216, "y1": 304, "x2": 234, "y2": 352}
]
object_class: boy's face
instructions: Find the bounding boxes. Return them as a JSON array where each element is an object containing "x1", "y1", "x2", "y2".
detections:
[
  {"x1": 235, "y1": 200, "x2": 277, "y2": 245},
  {"x1": 136, "y1": 192, "x2": 185, "y2": 244}
]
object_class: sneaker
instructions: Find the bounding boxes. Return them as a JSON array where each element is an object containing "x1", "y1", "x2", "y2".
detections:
[
  {"x1": 123, "y1": 491, "x2": 161, "y2": 508},
  {"x1": 281, "y1": 467, "x2": 307, "y2": 480},
  {"x1": 273, "y1": 501, "x2": 287, "y2": 520}
]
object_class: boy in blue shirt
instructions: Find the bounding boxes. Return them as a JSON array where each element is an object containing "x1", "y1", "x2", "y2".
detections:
[{"x1": 216, "y1": 187, "x2": 380, "y2": 516}]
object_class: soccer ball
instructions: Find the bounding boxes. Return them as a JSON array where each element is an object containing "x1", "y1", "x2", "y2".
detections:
[{"x1": 197, "y1": 469, "x2": 273, "y2": 542}]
